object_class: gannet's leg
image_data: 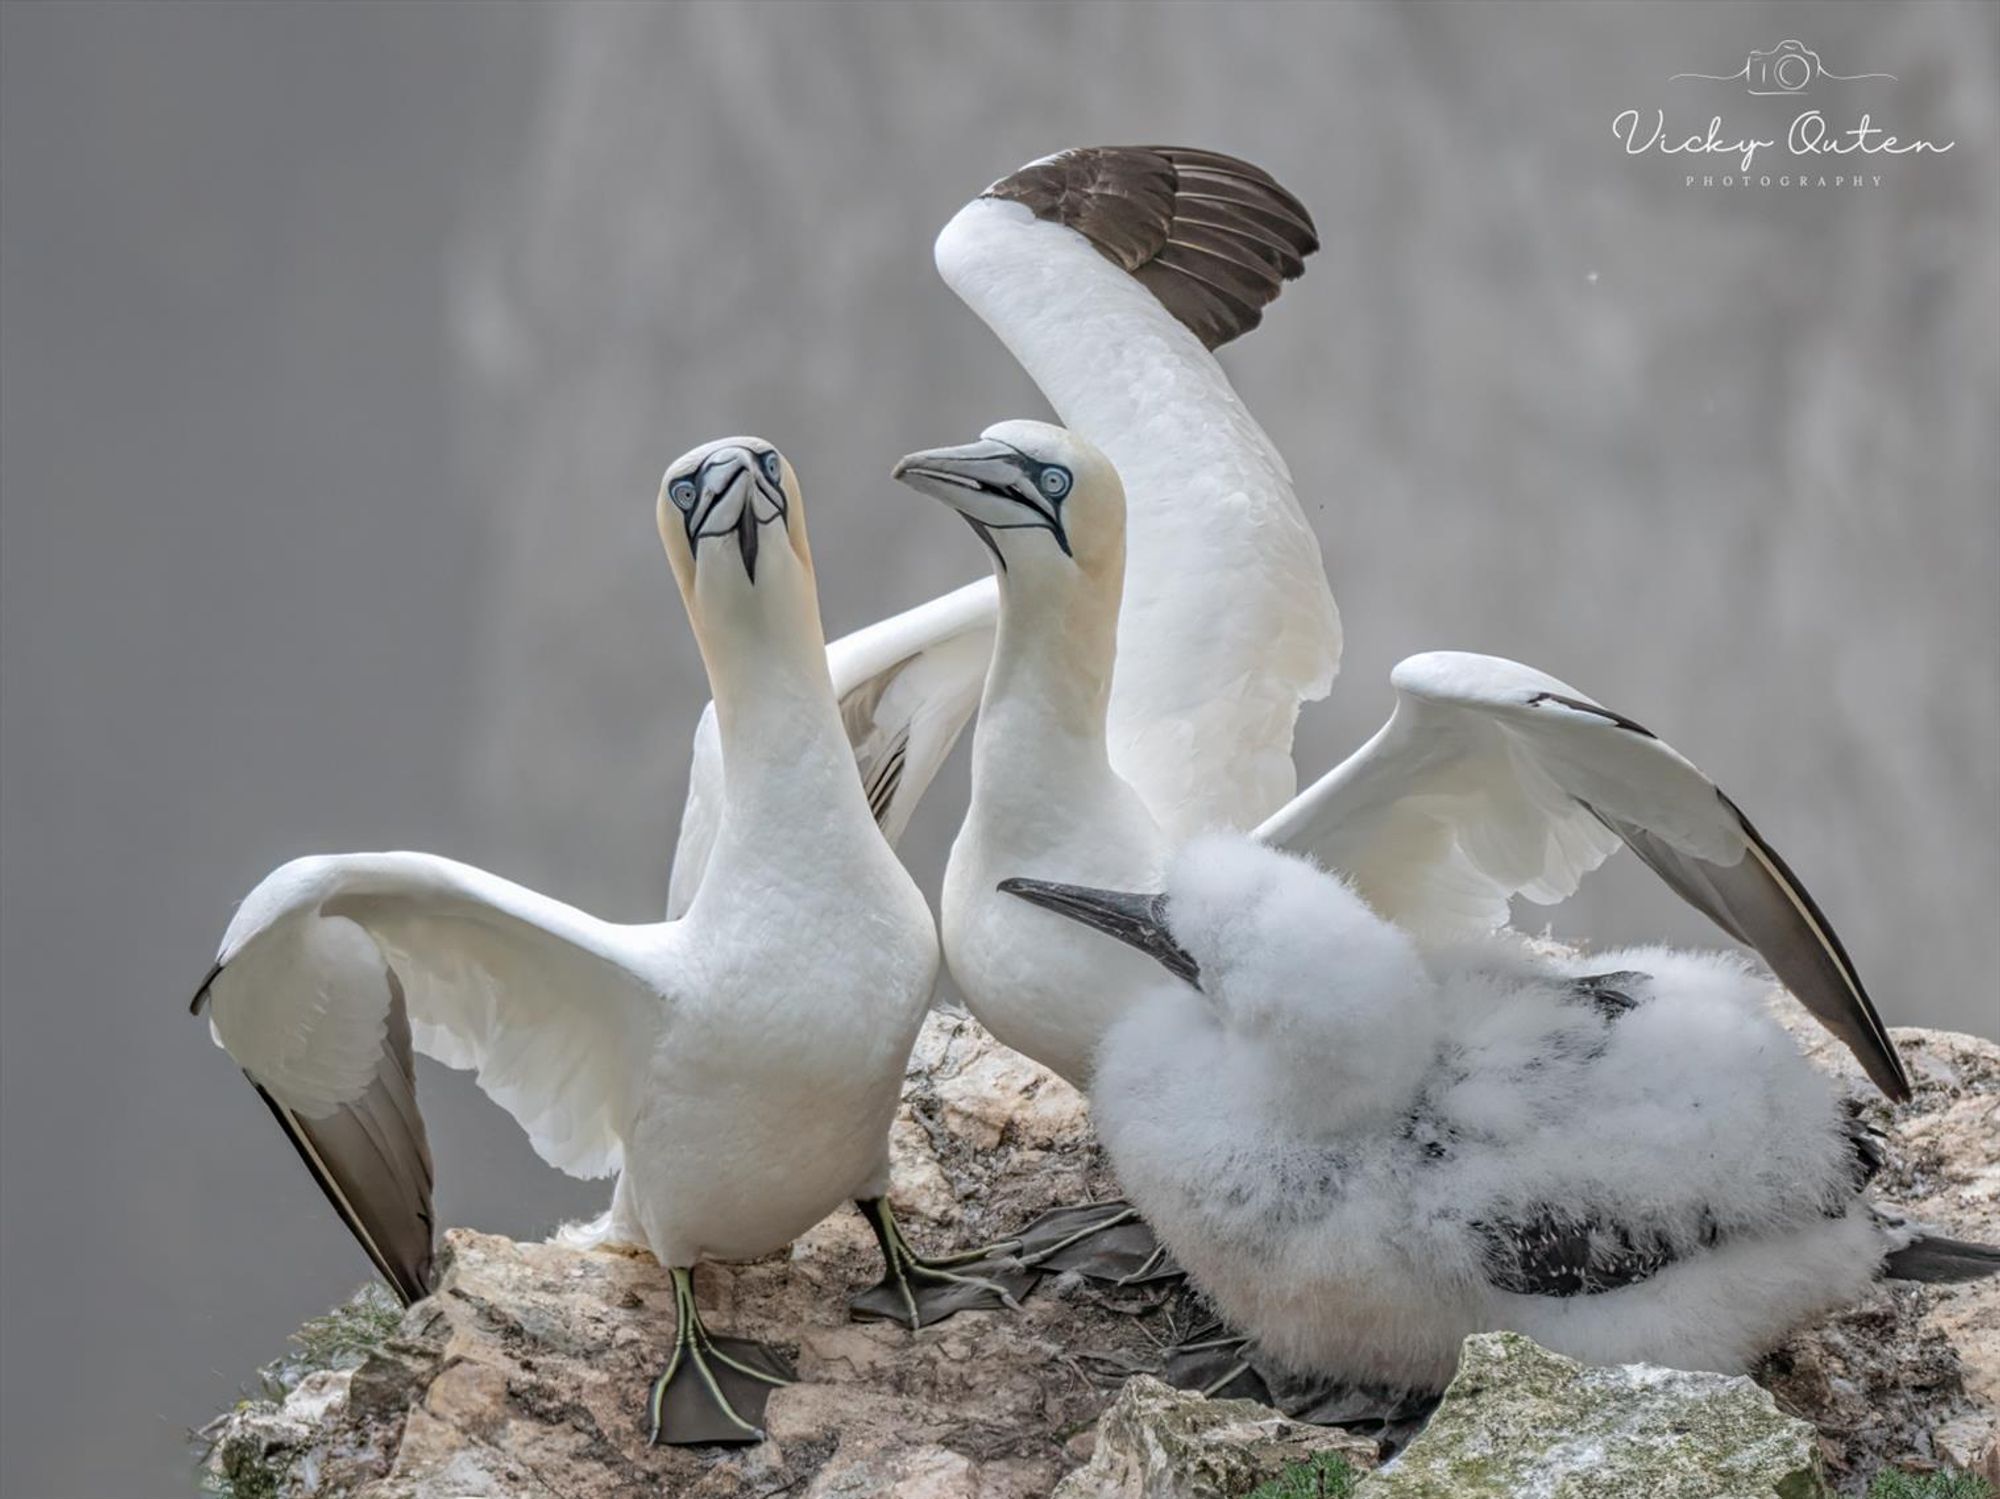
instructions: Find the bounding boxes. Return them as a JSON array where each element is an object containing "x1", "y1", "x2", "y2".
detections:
[
  {"x1": 646, "y1": 1267, "x2": 794, "y2": 1447},
  {"x1": 847, "y1": 1197, "x2": 1037, "y2": 1329},
  {"x1": 1002, "y1": 1201, "x2": 1184, "y2": 1284}
]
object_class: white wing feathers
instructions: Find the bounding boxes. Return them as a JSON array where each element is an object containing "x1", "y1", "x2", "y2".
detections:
[
  {"x1": 1261, "y1": 652, "x2": 1909, "y2": 1100},
  {"x1": 206, "y1": 852, "x2": 654, "y2": 1178},
  {"x1": 937, "y1": 195, "x2": 1340, "y2": 837},
  {"x1": 830, "y1": 579, "x2": 996, "y2": 847},
  {"x1": 667, "y1": 579, "x2": 996, "y2": 916}
]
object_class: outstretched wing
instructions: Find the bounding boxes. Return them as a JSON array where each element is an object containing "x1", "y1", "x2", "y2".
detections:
[
  {"x1": 983, "y1": 145, "x2": 1320, "y2": 350},
  {"x1": 196, "y1": 852, "x2": 657, "y2": 1300},
  {"x1": 1259, "y1": 652, "x2": 1909, "y2": 1100},
  {"x1": 667, "y1": 579, "x2": 996, "y2": 917},
  {"x1": 939, "y1": 146, "x2": 1341, "y2": 837}
]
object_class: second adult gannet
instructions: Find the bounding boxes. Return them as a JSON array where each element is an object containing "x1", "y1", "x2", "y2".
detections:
[
  {"x1": 896, "y1": 421, "x2": 1910, "y2": 1123},
  {"x1": 193, "y1": 438, "x2": 1024, "y2": 1447},
  {"x1": 1002, "y1": 833, "x2": 1997, "y2": 1393}
]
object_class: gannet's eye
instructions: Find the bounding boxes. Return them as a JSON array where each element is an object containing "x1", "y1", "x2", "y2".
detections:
[
  {"x1": 760, "y1": 450, "x2": 783, "y2": 483},
  {"x1": 1039, "y1": 465, "x2": 1072, "y2": 499},
  {"x1": 669, "y1": 478, "x2": 696, "y2": 510}
]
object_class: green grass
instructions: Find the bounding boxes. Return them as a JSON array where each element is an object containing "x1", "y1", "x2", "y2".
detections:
[
  {"x1": 197, "y1": 1284, "x2": 404, "y2": 1498},
  {"x1": 1245, "y1": 1451, "x2": 1362, "y2": 1499},
  {"x1": 1867, "y1": 1471, "x2": 1996, "y2": 1499},
  {"x1": 281, "y1": 1282, "x2": 403, "y2": 1382}
]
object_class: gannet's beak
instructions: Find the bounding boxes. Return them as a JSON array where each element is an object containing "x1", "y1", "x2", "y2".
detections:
[
  {"x1": 676, "y1": 446, "x2": 789, "y2": 583},
  {"x1": 997, "y1": 878, "x2": 1200, "y2": 988},
  {"x1": 892, "y1": 439, "x2": 1072, "y2": 561}
]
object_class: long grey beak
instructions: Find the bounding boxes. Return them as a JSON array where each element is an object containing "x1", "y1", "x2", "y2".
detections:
[
  {"x1": 996, "y1": 878, "x2": 1200, "y2": 988},
  {"x1": 892, "y1": 439, "x2": 1070, "y2": 561}
]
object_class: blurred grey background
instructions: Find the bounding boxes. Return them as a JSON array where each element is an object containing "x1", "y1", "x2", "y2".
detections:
[{"x1": 2, "y1": 1, "x2": 1994, "y2": 1492}]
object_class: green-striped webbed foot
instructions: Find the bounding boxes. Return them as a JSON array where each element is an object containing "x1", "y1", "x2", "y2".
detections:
[
  {"x1": 647, "y1": 1266, "x2": 794, "y2": 1446},
  {"x1": 848, "y1": 1196, "x2": 1036, "y2": 1328},
  {"x1": 1006, "y1": 1200, "x2": 1184, "y2": 1284}
]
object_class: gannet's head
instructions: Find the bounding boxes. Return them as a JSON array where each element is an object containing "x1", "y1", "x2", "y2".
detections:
[
  {"x1": 892, "y1": 420, "x2": 1123, "y2": 591},
  {"x1": 1000, "y1": 835, "x2": 1420, "y2": 1042},
  {"x1": 658, "y1": 435, "x2": 815, "y2": 629}
]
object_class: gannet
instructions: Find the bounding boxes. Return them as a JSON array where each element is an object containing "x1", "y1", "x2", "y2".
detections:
[
  {"x1": 665, "y1": 147, "x2": 1338, "y2": 1286},
  {"x1": 894, "y1": 420, "x2": 1914, "y2": 1285},
  {"x1": 668, "y1": 144, "x2": 1336, "y2": 952},
  {"x1": 192, "y1": 438, "x2": 1024, "y2": 1447},
  {"x1": 1002, "y1": 832, "x2": 1998, "y2": 1394}
]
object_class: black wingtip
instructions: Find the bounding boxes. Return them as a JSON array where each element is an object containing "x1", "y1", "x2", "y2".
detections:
[
  {"x1": 189, "y1": 960, "x2": 223, "y2": 1015},
  {"x1": 1721, "y1": 792, "x2": 1913, "y2": 1104},
  {"x1": 982, "y1": 145, "x2": 1317, "y2": 349},
  {"x1": 1883, "y1": 1233, "x2": 2000, "y2": 1284}
]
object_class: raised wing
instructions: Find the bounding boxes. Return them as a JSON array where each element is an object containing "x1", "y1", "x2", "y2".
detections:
[
  {"x1": 983, "y1": 145, "x2": 1320, "y2": 349},
  {"x1": 667, "y1": 579, "x2": 996, "y2": 917},
  {"x1": 938, "y1": 146, "x2": 1341, "y2": 838},
  {"x1": 196, "y1": 852, "x2": 657, "y2": 1299},
  {"x1": 1259, "y1": 652, "x2": 1909, "y2": 1100}
]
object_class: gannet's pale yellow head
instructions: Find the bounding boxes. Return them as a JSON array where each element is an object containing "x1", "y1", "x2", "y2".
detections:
[
  {"x1": 658, "y1": 436, "x2": 819, "y2": 646},
  {"x1": 891, "y1": 420, "x2": 1123, "y2": 593}
]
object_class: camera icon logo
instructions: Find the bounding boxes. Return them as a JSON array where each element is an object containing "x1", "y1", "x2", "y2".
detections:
[
  {"x1": 1746, "y1": 40, "x2": 1819, "y2": 95},
  {"x1": 1671, "y1": 39, "x2": 1894, "y2": 94}
]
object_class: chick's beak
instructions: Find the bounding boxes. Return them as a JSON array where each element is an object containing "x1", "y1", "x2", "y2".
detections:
[{"x1": 996, "y1": 878, "x2": 1201, "y2": 988}]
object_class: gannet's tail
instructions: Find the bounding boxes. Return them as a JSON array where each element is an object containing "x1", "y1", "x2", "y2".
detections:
[{"x1": 1883, "y1": 1233, "x2": 2000, "y2": 1284}]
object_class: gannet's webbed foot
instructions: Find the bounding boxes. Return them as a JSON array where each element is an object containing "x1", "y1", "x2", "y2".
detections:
[
  {"x1": 1006, "y1": 1200, "x2": 1183, "y2": 1283},
  {"x1": 647, "y1": 1266, "x2": 794, "y2": 1447},
  {"x1": 1161, "y1": 1320, "x2": 1266, "y2": 1400},
  {"x1": 848, "y1": 1197, "x2": 1036, "y2": 1329}
]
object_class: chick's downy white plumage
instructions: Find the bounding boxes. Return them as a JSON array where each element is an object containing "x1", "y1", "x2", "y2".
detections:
[{"x1": 1012, "y1": 835, "x2": 1991, "y2": 1390}]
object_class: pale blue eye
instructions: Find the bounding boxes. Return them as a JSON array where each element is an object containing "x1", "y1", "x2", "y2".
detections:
[
  {"x1": 1040, "y1": 465, "x2": 1071, "y2": 498},
  {"x1": 760, "y1": 451, "x2": 783, "y2": 482},
  {"x1": 669, "y1": 479, "x2": 696, "y2": 509}
]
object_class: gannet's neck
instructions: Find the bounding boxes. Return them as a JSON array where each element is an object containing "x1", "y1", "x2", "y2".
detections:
[
  {"x1": 967, "y1": 563, "x2": 1137, "y2": 840},
  {"x1": 692, "y1": 559, "x2": 877, "y2": 866}
]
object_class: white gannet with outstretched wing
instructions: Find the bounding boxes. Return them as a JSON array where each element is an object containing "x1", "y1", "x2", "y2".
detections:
[
  {"x1": 894, "y1": 423, "x2": 1909, "y2": 1250},
  {"x1": 666, "y1": 145, "x2": 1338, "y2": 908},
  {"x1": 194, "y1": 439, "x2": 1028, "y2": 1448}
]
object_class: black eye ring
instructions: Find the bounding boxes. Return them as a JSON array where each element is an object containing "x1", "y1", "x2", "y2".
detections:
[
  {"x1": 760, "y1": 450, "x2": 783, "y2": 483},
  {"x1": 1039, "y1": 465, "x2": 1071, "y2": 499},
  {"x1": 669, "y1": 478, "x2": 696, "y2": 510}
]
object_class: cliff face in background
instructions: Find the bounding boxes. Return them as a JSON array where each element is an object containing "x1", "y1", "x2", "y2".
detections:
[{"x1": 202, "y1": 1015, "x2": 1999, "y2": 1497}]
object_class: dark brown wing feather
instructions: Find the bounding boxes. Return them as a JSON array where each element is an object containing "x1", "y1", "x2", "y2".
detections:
[
  {"x1": 249, "y1": 973, "x2": 437, "y2": 1305},
  {"x1": 1584, "y1": 792, "x2": 1910, "y2": 1103},
  {"x1": 983, "y1": 145, "x2": 1318, "y2": 348}
]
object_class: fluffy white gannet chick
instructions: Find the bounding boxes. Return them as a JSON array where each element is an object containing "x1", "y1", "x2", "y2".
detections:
[
  {"x1": 194, "y1": 438, "x2": 1020, "y2": 1448},
  {"x1": 1005, "y1": 834, "x2": 1999, "y2": 1392}
]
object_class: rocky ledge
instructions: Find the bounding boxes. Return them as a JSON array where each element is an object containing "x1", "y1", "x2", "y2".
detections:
[{"x1": 202, "y1": 1009, "x2": 1998, "y2": 1498}]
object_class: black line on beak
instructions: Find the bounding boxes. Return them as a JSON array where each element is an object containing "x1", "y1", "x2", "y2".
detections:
[
  {"x1": 737, "y1": 499, "x2": 759, "y2": 583},
  {"x1": 963, "y1": 515, "x2": 1008, "y2": 573},
  {"x1": 996, "y1": 878, "x2": 1200, "y2": 988}
]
